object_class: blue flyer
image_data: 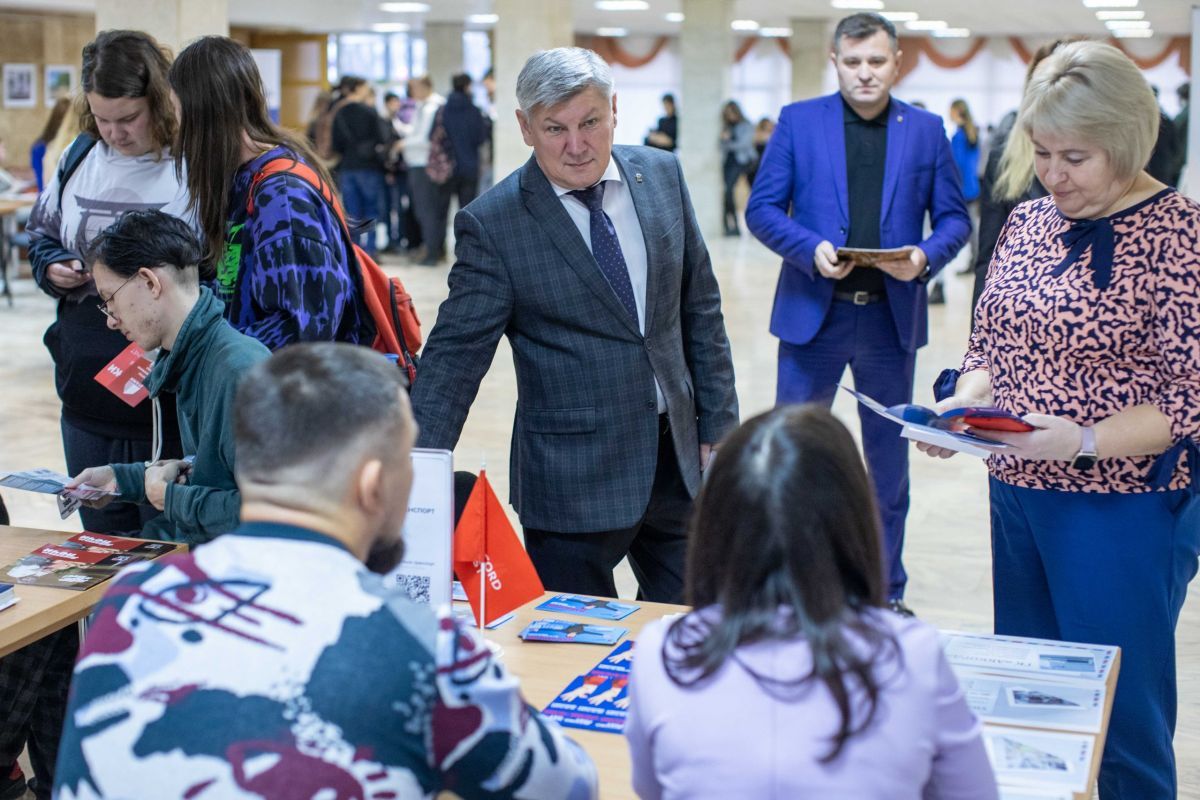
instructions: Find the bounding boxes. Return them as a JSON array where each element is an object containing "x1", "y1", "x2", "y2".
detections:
[
  {"x1": 535, "y1": 593, "x2": 639, "y2": 620},
  {"x1": 593, "y1": 640, "x2": 635, "y2": 675},
  {"x1": 542, "y1": 672, "x2": 630, "y2": 734},
  {"x1": 519, "y1": 619, "x2": 627, "y2": 645}
]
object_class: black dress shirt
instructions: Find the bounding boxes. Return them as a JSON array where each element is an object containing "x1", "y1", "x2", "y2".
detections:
[{"x1": 837, "y1": 97, "x2": 889, "y2": 294}]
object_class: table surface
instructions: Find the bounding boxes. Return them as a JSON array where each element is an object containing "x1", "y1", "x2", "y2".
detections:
[
  {"x1": 0, "y1": 196, "x2": 35, "y2": 216},
  {"x1": 0, "y1": 531, "x2": 1116, "y2": 799},
  {"x1": 490, "y1": 592, "x2": 1117, "y2": 800},
  {"x1": 0, "y1": 525, "x2": 186, "y2": 658}
]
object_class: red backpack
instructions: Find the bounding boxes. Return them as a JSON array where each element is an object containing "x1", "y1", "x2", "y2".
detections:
[{"x1": 247, "y1": 157, "x2": 421, "y2": 384}]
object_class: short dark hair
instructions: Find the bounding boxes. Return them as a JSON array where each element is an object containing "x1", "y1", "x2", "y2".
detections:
[
  {"x1": 833, "y1": 12, "x2": 897, "y2": 51},
  {"x1": 661, "y1": 93, "x2": 675, "y2": 105},
  {"x1": 86, "y1": 210, "x2": 201, "y2": 277},
  {"x1": 234, "y1": 344, "x2": 410, "y2": 488},
  {"x1": 452, "y1": 73, "x2": 472, "y2": 93},
  {"x1": 341, "y1": 75, "x2": 367, "y2": 94},
  {"x1": 79, "y1": 30, "x2": 176, "y2": 150},
  {"x1": 384, "y1": 91, "x2": 400, "y2": 103},
  {"x1": 664, "y1": 405, "x2": 897, "y2": 762}
]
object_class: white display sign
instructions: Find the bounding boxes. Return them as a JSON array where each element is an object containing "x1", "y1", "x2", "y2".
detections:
[
  {"x1": 383, "y1": 448, "x2": 454, "y2": 609},
  {"x1": 250, "y1": 49, "x2": 282, "y2": 123}
]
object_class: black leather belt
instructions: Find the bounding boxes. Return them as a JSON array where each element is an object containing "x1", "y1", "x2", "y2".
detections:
[{"x1": 833, "y1": 290, "x2": 886, "y2": 305}]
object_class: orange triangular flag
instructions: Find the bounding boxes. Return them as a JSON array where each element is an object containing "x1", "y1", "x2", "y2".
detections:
[{"x1": 452, "y1": 471, "x2": 544, "y2": 627}]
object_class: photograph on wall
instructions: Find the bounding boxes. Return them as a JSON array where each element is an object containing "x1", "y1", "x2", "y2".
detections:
[
  {"x1": 45, "y1": 64, "x2": 75, "y2": 104},
  {"x1": 3, "y1": 63, "x2": 37, "y2": 108}
]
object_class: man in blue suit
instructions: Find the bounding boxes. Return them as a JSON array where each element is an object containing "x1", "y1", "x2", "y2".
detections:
[{"x1": 746, "y1": 12, "x2": 969, "y2": 611}]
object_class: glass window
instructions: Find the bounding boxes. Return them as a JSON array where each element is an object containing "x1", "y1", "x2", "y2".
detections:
[
  {"x1": 338, "y1": 33, "x2": 387, "y2": 82},
  {"x1": 388, "y1": 33, "x2": 412, "y2": 83}
]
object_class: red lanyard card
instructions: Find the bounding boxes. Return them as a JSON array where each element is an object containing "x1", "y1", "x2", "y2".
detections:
[{"x1": 94, "y1": 342, "x2": 152, "y2": 407}]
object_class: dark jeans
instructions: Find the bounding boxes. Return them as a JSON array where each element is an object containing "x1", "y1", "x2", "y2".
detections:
[
  {"x1": 61, "y1": 416, "x2": 177, "y2": 534},
  {"x1": 523, "y1": 419, "x2": 692, "y2": 603},
  {"x1": 384, "y1": 171, "x2": 408, "y2": 248},
  {"x1": 408, "y1": 169, "x2": 437, "y2": 259},
  {"x1": 722, "y1": 152, "x2": 746, "y2": 233},
  {"x1": 338, "y1": 169, "x2": 386, "y2": 254},
  {"x1": 428, "y1": 173, "x2": 480, "y2": 261}
]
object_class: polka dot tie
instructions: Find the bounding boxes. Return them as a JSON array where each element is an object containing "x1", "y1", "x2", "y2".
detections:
[{"x1": 569, "y1": 182, "x2": 640, "y2": 325}]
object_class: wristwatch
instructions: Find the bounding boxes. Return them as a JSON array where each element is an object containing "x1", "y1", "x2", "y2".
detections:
[{"x1": 1071, "y1": 424, "x2": 1099, "y2": 470}]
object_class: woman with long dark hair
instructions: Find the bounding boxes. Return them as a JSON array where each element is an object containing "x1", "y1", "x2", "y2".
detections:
[
  {"x1": 168, "y1": 36, "x2": 372, "y2": 350},
  {"x1": 624, "y1": 405, "x2": 996, "y2": 799},
  {"x1": 718, "y1": 100, "x2": 754, "y2": 236},
  {"x1": 30, "y1": 96, "x2": 71, "y2": 192}
]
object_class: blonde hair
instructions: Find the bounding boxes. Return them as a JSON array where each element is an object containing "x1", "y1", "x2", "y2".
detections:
[
  {"x1": 1018, "y1": 41, "x2": 1158, "y2": 184},
  {"x1": 994, "y1": 37, "x2": 1083, "y2": 202}
]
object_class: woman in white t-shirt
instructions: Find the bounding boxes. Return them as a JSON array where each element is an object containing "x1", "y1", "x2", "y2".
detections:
[
  {"x1": 10, "y1": 37, "x2": 194, "y2": 795},
  {"x1": 26, "y1": 30, "x2": 194, "y2": 535}
]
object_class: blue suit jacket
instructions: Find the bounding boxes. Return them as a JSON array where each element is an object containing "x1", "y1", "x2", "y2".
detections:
[{"x1": 745, "y1": 93, "x2": 970, "y2": 353}]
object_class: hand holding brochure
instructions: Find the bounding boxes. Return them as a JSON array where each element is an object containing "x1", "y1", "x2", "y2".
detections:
[{"x1": 840, "y1": 386, "x2": 1015, "y2": 458}]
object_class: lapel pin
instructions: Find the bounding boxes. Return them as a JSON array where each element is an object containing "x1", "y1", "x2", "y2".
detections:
[
  {"x1": 897, "y1": 114, "x2": 904, "y2": 122},
  {"x1": 635, "y1": 173, "x2": 644, "y2": 183}
]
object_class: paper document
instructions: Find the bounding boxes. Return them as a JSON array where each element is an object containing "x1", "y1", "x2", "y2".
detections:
[
  {"x1": 984, "y1": 729, "x2": 1094, "y2": 794},
  {"x1": 840, "y1": 386, "x2": 1009, "y2": 457},
  {"x1": 836, "y1": 246, "x2": 915, "y2": 266},
  {"x1": 960, "y1": 672, "x2": 1106, "y2": 733},
  {"x1": 941, "y1": 631, "x2": 1116, "y2": 684}
]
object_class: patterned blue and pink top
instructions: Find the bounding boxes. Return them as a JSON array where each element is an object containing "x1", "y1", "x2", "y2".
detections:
[
  {"x1": 965, "y1": 188, "x2": 1200, "y2": 494},
  {"x1": 54, "y1": 523, "x2": 598, "y2": 800}
]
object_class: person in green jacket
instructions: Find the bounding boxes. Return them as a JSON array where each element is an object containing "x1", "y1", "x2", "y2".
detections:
[{"x1": 68, "y1": 209, "x2": 269, "y2": 543}]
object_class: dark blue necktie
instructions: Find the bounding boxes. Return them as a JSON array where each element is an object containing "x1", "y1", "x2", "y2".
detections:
[{"x1": 569, "y1": 182, "x2": 640, "y2": 324}]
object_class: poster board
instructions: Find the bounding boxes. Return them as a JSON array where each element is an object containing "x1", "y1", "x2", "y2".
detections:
[{"x1": 382, "y1": 448, "x2": 453, "y2": 608}]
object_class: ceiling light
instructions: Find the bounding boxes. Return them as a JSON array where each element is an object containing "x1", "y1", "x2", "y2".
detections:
[
  {"x1": 731, "y1": 19, "x2": 760, "y2": 31},
  {"x1": 933, "y1": 28, "x2": 972, "y2": 38},
  {"x1": 831, "y1": 0, "x2": 884, "y2": 9},
  {"x1": 1113, "y1": 28, "x2": 1154, "y2": 37},
  {"x1": 760, "y1": 27, "x2": 793, "y2": 37},
  {"x1": 881, "y1": 12, "x2": 920, "y2": 22},
  {"x1": 1095, "y1": 10, "x2": 1144, "y2": 19},
  {"x1": 1105, "y1": 19, "x2": 1151, "y2": 28},
  {"x1": 595, "y1": 0, "x2": 649, "y2": 10},
  {"x1": 665, "y1": 12, "x2": 684, "y2": 22},
  {"x1": 596, "y1": 27, "x2": 629, "y2": 37},
  {"x1": 1082, "y1": 0, "x2": 1139, "y2": 7},
  {"x1": 372, "y1": 22, "x2": 411, "y2": 31},
  {"x1": 905, "y1": 19, "x2": 949, "y2": 30},
  {"x1": 379, "y1": 2, "x2": 429, "y2": 11},
  {"x1": 467, "y1": 14, "x2": 498, "y2": 24}
]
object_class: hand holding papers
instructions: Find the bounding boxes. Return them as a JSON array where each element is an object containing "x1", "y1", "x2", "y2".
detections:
[
  {"x1": 0, "y1": 469, "x2": 120, "y2": 520},
  {"x1": 840, "y1": 386, "x2": 1015, "y2": 458}
]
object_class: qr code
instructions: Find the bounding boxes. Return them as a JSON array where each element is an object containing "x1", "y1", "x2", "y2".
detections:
[{"x1": 394, "y1": 574, "x2": 431, "y2": 604}]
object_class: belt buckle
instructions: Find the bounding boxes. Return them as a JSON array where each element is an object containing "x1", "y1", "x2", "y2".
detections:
[{"x1": 852, "y1": 291, "x2": 871, "y2": 306}]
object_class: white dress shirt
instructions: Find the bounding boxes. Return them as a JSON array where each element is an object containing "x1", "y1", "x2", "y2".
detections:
[{"x1": 549, "y1": 156, "x2": 666, "y2": 413}]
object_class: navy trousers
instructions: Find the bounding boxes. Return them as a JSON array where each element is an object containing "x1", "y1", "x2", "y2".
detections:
[
  {"x1": 338, "y1": 169, "x2": 385, "y2": 255},
  {"x1": 990, "y1": 478, "x2": 1200, "y2": 799},
  {"x1": 776, "y1": 299, "x2": 915, "y2": 599}
]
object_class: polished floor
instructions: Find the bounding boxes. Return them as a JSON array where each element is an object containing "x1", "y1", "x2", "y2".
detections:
[{"x1": 0, "y1": 226, "x2": 1196, "y2": 797}]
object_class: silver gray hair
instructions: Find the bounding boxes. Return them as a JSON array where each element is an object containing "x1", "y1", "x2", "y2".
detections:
[{"x1": 515, "y1": 47, "x2": 614, "y2": 115}]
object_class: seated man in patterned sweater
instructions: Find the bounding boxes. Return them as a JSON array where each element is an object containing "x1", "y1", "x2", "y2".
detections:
[{"x1": 53, "y1": 343, "x2": 598, "y2": 800}]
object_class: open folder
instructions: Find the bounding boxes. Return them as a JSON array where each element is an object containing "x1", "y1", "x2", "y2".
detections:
[{"x1": 839, "y1": 385, "x2": 1012, "y2": 458}]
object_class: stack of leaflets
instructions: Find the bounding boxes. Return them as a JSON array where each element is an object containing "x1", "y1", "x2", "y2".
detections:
[
  {"x1": 519, "y1": 619, "x2": 627, "y2": 645},
  {"x1": 543, "y1": 640, "x2": 635, "y2": 734},
  {"x1": 1, "y1": 532, "x2": 173, "y2": 591},
  {"x1": 0, "y1": 582, "x2": 16, "y2": 612},
  {"x1": 0, "y1": 468, "x2": 120, "y2": 520},
  {"x1": 535, "y1": 594, "x2": 639, "y2": 621},
  {"x1": 942, "y1": 631, "x2": 1117, "y2": 796}
]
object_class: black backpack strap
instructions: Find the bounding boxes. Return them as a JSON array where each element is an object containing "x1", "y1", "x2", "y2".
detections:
[{"x1": 56, "y1": 133, "x2": 99, "y2": 207}]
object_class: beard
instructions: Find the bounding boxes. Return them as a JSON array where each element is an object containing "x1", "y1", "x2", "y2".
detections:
[{"x1": 364, "y1": 529, "x2": 406, "y2": 574}]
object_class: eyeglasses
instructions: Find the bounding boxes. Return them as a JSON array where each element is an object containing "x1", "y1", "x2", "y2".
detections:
[{"x1": 96, "y1": 274, "x2": 140, "y2": 321}]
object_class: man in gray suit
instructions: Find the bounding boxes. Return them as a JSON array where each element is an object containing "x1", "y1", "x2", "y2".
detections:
[{"x1": 411, "y1": 48, "x2": 738, "y2": 602}]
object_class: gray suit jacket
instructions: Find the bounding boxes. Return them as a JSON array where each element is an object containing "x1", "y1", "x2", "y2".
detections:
[{"x1": 411, "y1": 144, "x2": 739, "y2": 533}]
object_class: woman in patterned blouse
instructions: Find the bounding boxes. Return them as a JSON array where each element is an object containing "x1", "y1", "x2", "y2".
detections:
[{"x1": 920, "y1": 41, "x2": 1200, "y2": 799}]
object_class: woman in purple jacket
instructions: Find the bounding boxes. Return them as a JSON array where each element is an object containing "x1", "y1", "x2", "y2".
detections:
[{"x1": 625, "y1": 405, "x2": 998, "y2": 800}]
